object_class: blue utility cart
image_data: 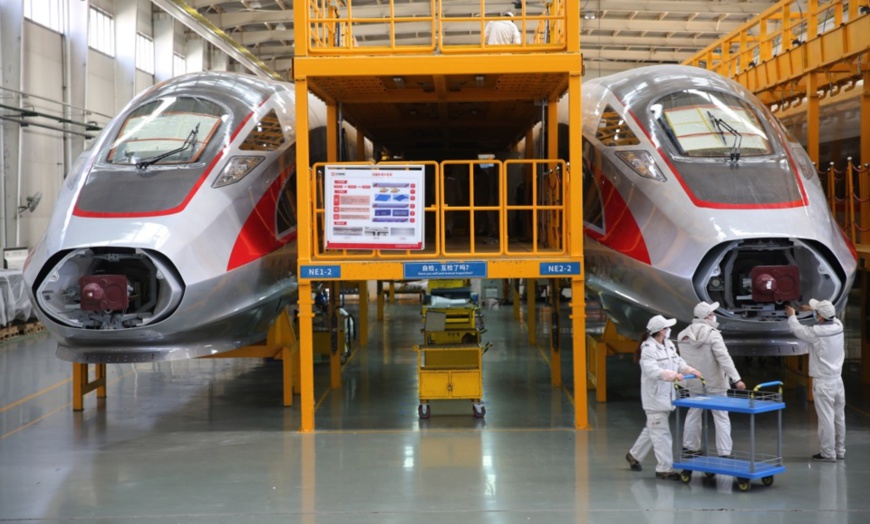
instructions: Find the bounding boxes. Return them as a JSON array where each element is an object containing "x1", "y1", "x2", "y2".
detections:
[{"x1": 673, "y1": 379, "x2": 786, "y2": 492}]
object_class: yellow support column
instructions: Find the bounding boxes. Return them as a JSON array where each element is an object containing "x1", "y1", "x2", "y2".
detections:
[
  {"x1": 389, "y1": 281, "x2": 396, "y2": 303},
  {"x1": 527, "y1": 278, "x2": 537, "y2": 345},
  {"x1": 807, "y1": 72, "x2": 820, "y2": 165},
  {"x1": 512, "y1": 279, "x2": 520, "y2": 320},
  {"x1": 566, "y1": 61, "x2": 588, "y2": 430},
  {"x1": 550, "y1": 278, "x2": 561, "y2": 387},
  {"x1": 862, "y1": 71, "x2": 870, "y2": 385},
  {"x1": 265, "y1": 310, "x2": 299, "y2": 407},
  {"x1": 377, "y1": 280, "x2": 385, "y2": 320},
  {"x1": 359, "y1": 280, "x2": 368, "y2": 348},
  {"x1": 329, "y1": 281, "x2": 342, "y2": 389},
  {"x1": 72, "y1": 363, "x2": 107, "y2": 411},
  {"x1": 294, "y1": 75, "x2": 315, "y2": 432}
]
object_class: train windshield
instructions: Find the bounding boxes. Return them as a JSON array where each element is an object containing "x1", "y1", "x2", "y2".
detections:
[
  {"x1": 107, "y1": 97, "x2": 225, "y2": 166},
  {"x1": 652, "y1": 89, "x2": 773, "y2": 158}
]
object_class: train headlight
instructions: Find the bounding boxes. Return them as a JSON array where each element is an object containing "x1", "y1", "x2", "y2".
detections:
[
  {"x1": 213, "y1": 156, "x2": 264, "y2": 188},
  {"x1": 614, "y1": 151, "x2": 667, "y2": 182}
]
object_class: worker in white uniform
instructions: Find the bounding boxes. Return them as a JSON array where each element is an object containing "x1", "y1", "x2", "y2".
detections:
[
  {"x1": 784, "y1": 299, "x2": 846, "y2": 462},
  {"x1": 484, "y1": 11, "x2": 522, "y2": 45},
  {"x1": 626, "y1": 315, "x2": 703, "y2": 480},
  {"x1": 677, "y1": 301, "x2": 746, "y2": 458}
]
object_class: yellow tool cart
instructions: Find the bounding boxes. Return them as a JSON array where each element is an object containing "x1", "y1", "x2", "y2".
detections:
[{"x1": 416, "y1": 309, "x2": 490, "y2": 418}]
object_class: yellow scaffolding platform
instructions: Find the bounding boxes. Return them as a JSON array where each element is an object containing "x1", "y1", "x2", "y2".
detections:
[{"x1": 292, "y1": 0, "x2": 585, "y2": 432}]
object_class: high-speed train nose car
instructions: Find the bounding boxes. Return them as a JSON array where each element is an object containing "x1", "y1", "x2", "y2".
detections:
[
  {"x1": 24, "y1": 72, "x2": 327, "y2": 362},
  {"x1": 578, "y1": 65, "x2": 857, "y2": 354}
]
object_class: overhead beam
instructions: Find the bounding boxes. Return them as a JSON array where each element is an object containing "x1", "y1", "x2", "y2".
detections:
[{"x1": 150, "y1": 0, "x2": 283, "y2": 80}]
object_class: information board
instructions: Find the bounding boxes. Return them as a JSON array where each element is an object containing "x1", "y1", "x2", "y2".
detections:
[{"x1": 324, "y1": 165, "x2": 425, "y2": 250}]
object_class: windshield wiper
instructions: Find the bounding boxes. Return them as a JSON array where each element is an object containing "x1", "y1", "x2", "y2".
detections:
[
  {"x1": 136, "y1": 123, "x2": 200, "y2": 170},
  {"x1": 707, "y1": 111, "x2": 742, "y2": 163}
]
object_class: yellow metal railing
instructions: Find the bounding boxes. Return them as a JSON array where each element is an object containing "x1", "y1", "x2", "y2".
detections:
[
  {"x1": 683, "y1": 0, "x2": 869, "y2": 108},
  {"x1": 305, "y1": 0, "x2": 567, "y2": 55},
  {"x1": 310, "y1": 160, "x2": 567, "y2": 260}
]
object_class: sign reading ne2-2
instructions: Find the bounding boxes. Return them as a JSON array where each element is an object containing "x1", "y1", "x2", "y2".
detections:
[
  {"x1": 324, "y1": 164, "x2": 425, "y2": 251},
  {"x1": 539, "y1": 262, "x2": 581, "y2": 276}
]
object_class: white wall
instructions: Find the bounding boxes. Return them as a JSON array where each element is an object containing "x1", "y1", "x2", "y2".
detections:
[{"x1": 20, "y1": 22, "x2": 65, "y2": 248}]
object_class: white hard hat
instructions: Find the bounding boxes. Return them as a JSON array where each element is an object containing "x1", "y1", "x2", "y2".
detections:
[
  {"x1": 809, "y1": 299, "x2": 836, "y2": 320},
  {"x1": 647, "y1": 314, "x2": 677, "y2": 334},
  {"x1": 693, "y1": 301, "x2": 720, "y2": 319},
  {"x1": 503, "y1": 11, "x2": 515, "y2": 17}
]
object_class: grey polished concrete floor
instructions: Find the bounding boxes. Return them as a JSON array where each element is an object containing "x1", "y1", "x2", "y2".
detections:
[{"x1": 1, "y1": 298, "x2": 869, "y2": 523}]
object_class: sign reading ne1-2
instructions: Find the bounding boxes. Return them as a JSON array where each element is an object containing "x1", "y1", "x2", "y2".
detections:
[
  {"x1": 300, "y1": 265, "x2": 342, "y2": 279},
  {"x1": 539, "y1": 262, "x2": 581, "y2": 276},
  {"x1": 324, "y1": 164, "x2": 425, "y2": 251}
]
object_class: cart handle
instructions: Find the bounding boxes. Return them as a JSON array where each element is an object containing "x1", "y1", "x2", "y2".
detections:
[
  {"x1": 752, "y1": 381, "x2": 783, "y2": 395},
  {"x1": 676, "y1": 374, "x2": 707, "y2": 395}
]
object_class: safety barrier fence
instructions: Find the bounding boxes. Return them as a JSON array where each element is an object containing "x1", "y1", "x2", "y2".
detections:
[
  {"x1": 309, "y1": 159, "x2": 567, "y2": 260},
  {"x1": 305, "y1": 0, "x2": 567, "y2": 54},
  {"x1": 819, "y1": 159, "x2": 870, "y2": 246}
]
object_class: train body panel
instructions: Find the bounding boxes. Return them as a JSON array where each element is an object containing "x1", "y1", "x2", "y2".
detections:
[
  {"x1": 23, "y1": 72, "x2": 326, "y2": 362},
  {"x1": 576, "y1": 65, "x2": 857, "y2": 353}
]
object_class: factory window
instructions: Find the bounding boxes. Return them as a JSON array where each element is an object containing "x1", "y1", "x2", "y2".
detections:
[
  {"x1": 652, "y1": 89, "x2": 773, "y2": 158},
  {"x1": 173, "y1": 54, "x2": 187, "y2": 76},
  {"x1": 24, "y1": 0, "x2": 65, "y2": 33},
  {"x1": 595, "y1": 105, "x2": 640, "y2": 146},
  {"x1": 136, "y1": 34, "x2": 155, "y2": 75},
  {"x1": 89, "y1": 8, "x2": 115, "y2": 57},
  {"x1": 240, "y1": 110, "x2": 287, "y2": 151}
]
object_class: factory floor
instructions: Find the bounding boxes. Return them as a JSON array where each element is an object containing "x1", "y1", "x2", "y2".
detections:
[{"x1": 1, "y1": 297, "x2": 869, "y2": 523}]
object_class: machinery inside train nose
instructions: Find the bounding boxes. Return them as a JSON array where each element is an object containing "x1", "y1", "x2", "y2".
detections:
[
  {"x1": 35, "y1": 248, "x2": 183, "y2": 330},
  {"x1": 698, "y1": 238, "x2": 844, "y2": 321}
]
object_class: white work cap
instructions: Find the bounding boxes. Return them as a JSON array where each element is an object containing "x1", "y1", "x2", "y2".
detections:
[
  {"x1": 693, "y1": 301, "x2": 719, "y2": 319},
  {"x1": 809, "y1": 299, "x2": 836, "y2": 320},
  {"x1": 647, "y1": 314, "x2": 677, "y2": 334},
  {"x1": 503, "y1": 11, "x2": 515, "y2": 16}
]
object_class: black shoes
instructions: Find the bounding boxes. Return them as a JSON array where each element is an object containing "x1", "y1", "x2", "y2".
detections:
[
  {"x1": 681, "y1": 447, "x2": 701, "y2": 458},
  {"x1": 626, "y1": 452, "x2": 642, "y2": 471},
  {"x1": 812, "y1": 453, "x2": 836, "y2": 463},
  {"x1": 655, "y1": 471, "x2": 681, "y2": 481}
]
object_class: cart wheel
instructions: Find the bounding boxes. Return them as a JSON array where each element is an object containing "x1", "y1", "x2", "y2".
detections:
[
  {"x1": 761, "y1": 476, "x2": 774, "y2": 487},
  {"x1": 704, "y1": 472, "x2": 716, "y2": 479},
  {"x1": 472, "y1": 403, "x2": 486, "y2": 418},
  {"x1": 737, "y1": 478, "x2": 751, "y2": 492},
  {"x1": 418, "y1": 404, "x2": 430, "y2": 419},
  {"x1": 680, "y1": 470, "x2": 692, "y2": 483}
]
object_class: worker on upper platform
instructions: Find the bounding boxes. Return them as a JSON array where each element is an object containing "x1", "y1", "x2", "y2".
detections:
[{"x1": 485, "y1": 11, "x2": 522, "y2": 45}]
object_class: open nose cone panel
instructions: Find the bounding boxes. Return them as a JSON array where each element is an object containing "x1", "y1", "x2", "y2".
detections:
[{"x1": 36, "y1": 248, "x2": 184, "y2": 329}]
